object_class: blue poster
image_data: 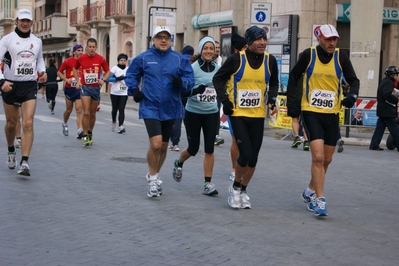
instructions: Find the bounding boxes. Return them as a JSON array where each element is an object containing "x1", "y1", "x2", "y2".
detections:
[{"x1": 362, "y1": 110, "x2": 378, "y2": 126}]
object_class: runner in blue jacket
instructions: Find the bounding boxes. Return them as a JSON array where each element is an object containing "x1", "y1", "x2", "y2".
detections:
[{"x1": 125, "y1": 26, "x2": 194, "y2": 197}]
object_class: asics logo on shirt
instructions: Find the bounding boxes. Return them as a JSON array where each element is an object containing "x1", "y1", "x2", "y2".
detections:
[
  {"x1": 241, "y1": 91, "x2": 260, "y2": 97},
  {"x1": 18, "y1": 62, "x2": 34, "y2": 68}
]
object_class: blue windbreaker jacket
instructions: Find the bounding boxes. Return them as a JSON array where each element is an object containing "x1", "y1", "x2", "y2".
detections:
[{"x1": 125, "y1": 45, "x2": 194, "y2": 120}]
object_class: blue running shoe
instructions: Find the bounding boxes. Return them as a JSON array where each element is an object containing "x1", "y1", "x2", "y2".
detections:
[
  {"x1": 301, "y1": 190, "x2": 316, "y2": 212},
  {"x1": 315, "y1": 197, "x2": 328, "y2": 216}
]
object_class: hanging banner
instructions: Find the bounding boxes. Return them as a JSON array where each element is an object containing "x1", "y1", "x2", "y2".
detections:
[
  {"x1": 268, "y1": 95, "x2": 346, "y2": 128},
  {"x1": 268, "y1": 95, "x2": 292, "y2": 129}
]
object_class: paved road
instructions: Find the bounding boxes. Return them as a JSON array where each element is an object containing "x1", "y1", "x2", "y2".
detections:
[{"x1": 0, "y1": 94, "x2": 398, "y2": 265}]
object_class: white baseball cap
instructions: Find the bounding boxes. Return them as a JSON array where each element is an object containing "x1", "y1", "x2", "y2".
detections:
[
  {"x1": 315, "y1": 24, "x2": 340, "y2": 39},
  {"x1": 153, "y1": 26, "x2": 172, "y2": 37},
  {"x1": 16, "y1": 9, "x2": 33, "y2": 21}
]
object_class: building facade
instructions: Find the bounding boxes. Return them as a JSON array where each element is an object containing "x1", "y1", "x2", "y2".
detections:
[{"x1": 1, "y1": 0, "x2": 399, "y2": 96}]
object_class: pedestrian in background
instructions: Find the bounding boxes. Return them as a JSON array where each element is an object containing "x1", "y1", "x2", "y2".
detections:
[
  {"x1": 45, "y1": 57, "x2": 60, "y2": 115},
  {"x1": 369, "y1": 66, "x2": 399, "y2": 151},
  {"x1": 227, "y1": 33, "x2": 248, "y2": 181},
  {"x1": 168, "y1": 45, "x2": 195, "y2": 151},
  {"x1": 108, "y1": 53, "x2": 129, "y2": 134}
]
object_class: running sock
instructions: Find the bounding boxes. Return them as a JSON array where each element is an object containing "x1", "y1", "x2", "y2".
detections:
[
  {"x1": 305, "y1": 187, "x2": 315, "y2": 197},
  {"x1": 241, "y1": 185, "x2": 247, "y2": 192},
  {"x1": 8, "y1": 146, "x2": 15, "y2": 153},
  {"x1": 205, "y1": 177, "x2": 212, "y2": 183},
  {"x1": 233, "y1": 181, "x2": 241, "y2": 189},
  {"x1": 149, "y1": 174, "x2": 158, "y2": 181},
  {"x1": 177, "y1": 160, "x2": 183, "y2": 168},
  {"x1": 88, "y1": 130, "x2": 92, "y2": 135},
  {"x1": 21, "y1": 156, "x2": 29, "y2": 164}
]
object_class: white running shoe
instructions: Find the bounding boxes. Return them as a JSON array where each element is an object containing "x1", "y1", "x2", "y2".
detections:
[
  {"x1": 62, "y1": 123, "x2": 69, "y2": 136},
  {"x1": 203, "y1": 181, "x2": 218, "y2": 196},
  {"x1": 228, "y1": 185, "x2": 241, "y2": 209},
  {"x1": 117, "y1": 126, "x2": 126, "y2": 134},
  {"x1": 14, "y1": 138, "x2": 22, "y2": 149},
  {"x1": 168, "y1": 145, "x2": 180, "y2": 151},
  {"x1": 145, "y1": 174, "x2": 162, "y2": 197},
  {"x1": 229, "y1": 171, "x2": 235, "y2": 181},
  {"x1": 240, "y1": 191, "x2": 251, "y2": 209},
  {"x1": 17, "y1": 160, "x2": 30, "y2": 176},
  {"x1": 76, "y1": 129, "x2": 83, "y2": 139},
  {"x1": 111, "y1": 122, "x2": 116, "y2": 132},
  {"x1": 7, "y1": 151, "x2": 16, "y2": 169}
]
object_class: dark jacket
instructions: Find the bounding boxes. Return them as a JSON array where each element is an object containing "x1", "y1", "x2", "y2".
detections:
[
  {"x1": 46, "y1": 64, "x2": 59, "y2": 86},
  {"x1": 376, "y1": 75, "x2": 398, "y2": 118}
]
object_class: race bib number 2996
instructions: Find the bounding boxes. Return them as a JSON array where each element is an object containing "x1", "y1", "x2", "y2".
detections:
[{"x1": 310, "y1": 89, "x2": 335, "y2": 109}]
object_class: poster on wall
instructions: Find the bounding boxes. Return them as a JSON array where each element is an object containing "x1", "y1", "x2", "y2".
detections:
[
  {"x1": 220, "y1": 26, "x2": 237, "y2": 63},
  {"x1": 152, "y1": 10, "x2": 177, "y2": 45}
]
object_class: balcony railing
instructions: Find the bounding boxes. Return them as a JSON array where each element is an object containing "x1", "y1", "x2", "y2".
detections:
[
  {"x1": 0, "y1": 8, "x2": 14, "y2": 26},
  {"x1": 108, "y1": 0, "x2": 134, "y2": 17},
  {"x1": 84, "y1": 1, "x2": 106, "y2": 22},
  {"x1": 70, "y1": 7, "x2": 84, "y2": 26},
  {"x1": 32, "y1": 14, "x2": 70, "y2": 39}
]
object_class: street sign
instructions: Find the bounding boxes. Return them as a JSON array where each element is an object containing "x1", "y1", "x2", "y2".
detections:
[
  {"x1": 251, "y1": 2, "x2": 272, "y2": 25},
  {"x1": 336, "y1": 3, "x2": 399, "y2": 23}
]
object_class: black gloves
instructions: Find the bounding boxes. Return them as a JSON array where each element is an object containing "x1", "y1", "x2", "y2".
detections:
[
  {"x1": 192, "y1": 84, "x2": 207, "y2": 95},
  {"x1": 133, "y1": 89, "x2": 144, "y2": 103},
  {"x1": 222, "y1": 100, "x2": 234, "y2": 116},
  {"x1": 115, "y1": 75, "x2": 125, "y2": 81},
  {"x1": 287, "y1": 106, "x2": 300, "y2": 118},
  {"x1": 341, "y1": 96, "x2": 356, "y2": 108},
  {"x1": 267, "y1": 97, "x2": 276, "y2": 111},
  {"x1": 172, "y1": 76, "x2": 182, "y2": 88}
]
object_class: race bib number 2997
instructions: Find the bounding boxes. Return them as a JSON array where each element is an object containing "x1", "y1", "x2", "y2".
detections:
[{"x1": 238, "y1": 89, "x2": 261, "y2": 108}]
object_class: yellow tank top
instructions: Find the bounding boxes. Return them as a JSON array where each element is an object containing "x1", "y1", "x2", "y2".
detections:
[
  {"x1": 226, "y1": 51, "x2": 271, "y2": 118},
  {"x1": 301, "y1": 47, "x2": 342, "y2": 113}
]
